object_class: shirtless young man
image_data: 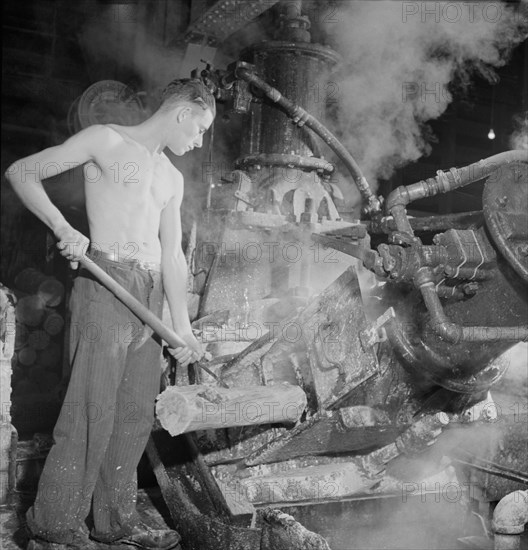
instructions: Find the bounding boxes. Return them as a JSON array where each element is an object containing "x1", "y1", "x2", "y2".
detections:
[{"x1": 6, "y1": 79, "x2": 215, "y2": 550}]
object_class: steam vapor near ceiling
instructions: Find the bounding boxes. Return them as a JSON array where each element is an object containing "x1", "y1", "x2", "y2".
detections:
[
  {"x1": 319, "y1": 0, "x2": 528, "y2": 188},
  {"x1": 510, "y1": 112, "x2": 528, "y2": 149}
]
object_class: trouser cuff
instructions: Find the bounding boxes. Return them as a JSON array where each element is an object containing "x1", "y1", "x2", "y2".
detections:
[
  {"x1": 26, "y1": 509, "x2": 86, "y2": 545},
  {"x1": 91, "y1": 514, "x2": 141, "y2": 543}
]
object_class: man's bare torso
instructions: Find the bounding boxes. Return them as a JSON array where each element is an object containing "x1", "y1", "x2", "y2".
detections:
[{"x1": 84, "y1": 125, "x2": 181, "y2": 264}]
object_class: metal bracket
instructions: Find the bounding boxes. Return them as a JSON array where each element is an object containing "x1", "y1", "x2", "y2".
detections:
[{"x1": 360, "y1": 307, "x2": 396, "y2": 349}]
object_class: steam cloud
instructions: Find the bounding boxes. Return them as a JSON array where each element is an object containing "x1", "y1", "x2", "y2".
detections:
[
  {"x1": 320, "y1": 0, "x2": 528, "y2": 188},
  {"x1": 79, "y1": 4, "x2": 187, "y2": 94},
  {"x1": 77, "y1": 1, "x2": 528, "y2": 193},
  {"x1": 510, "y1": 112, "x2": 528, "y2": 149}
]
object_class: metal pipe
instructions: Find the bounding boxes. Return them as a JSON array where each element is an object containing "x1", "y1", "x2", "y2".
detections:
[
  {"x1": 386, "y1": 150, "x2": 528, "y2": 233},
  {"x1": 417, "y1": 270, "x2": 528, "y2": 343},
  {"x1": 492, "y1": 490, "x2": 528, "y2": 550},
  {"x1": 236, "y1": 68, "x2": 382, "y2": 215},
  {"x1": 386, "y1": 153, "x2": 528, "y2": 343},
  {"x1": 283, "y1": 0, "x2": 303, "y2": 18}
]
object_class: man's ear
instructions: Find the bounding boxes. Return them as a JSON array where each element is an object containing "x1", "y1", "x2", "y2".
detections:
[{"x1": 176, "y1": 106, "x2": 192, "y2": 124}]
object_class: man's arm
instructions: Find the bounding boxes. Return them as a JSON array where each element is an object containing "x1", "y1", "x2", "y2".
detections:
[
  {"x1": 4, "y1": 125, "x2": 108, "y2": 266},
  {"x1": 5, "y1": 124, "x2": 105, "y2": 232},
  {"x1": 159, "y1": 182, "x2": 203, "y2": 365}
]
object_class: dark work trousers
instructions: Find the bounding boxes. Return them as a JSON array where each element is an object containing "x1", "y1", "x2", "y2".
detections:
[{"x1": 26, "y1": 257, "x2": 164, "y2": 544}]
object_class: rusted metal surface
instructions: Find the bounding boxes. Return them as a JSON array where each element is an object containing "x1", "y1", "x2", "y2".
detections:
[
  {"x1": 146, "y1": 430, "x2": 260, "y2": 550},
  {"x1": 384, "y1": 227, "x2": 526, "y2": 389},
  {"x1": 151, "y1": 3, "x2": 527, "y2": 546},
  {"x1": 239, "y1": 41, "x2": 340, "y2": 160},
  {"x1": 449, "y1": 414, "x2": 528, "y2": 502},
  {"x1": 483, "y1": 162, "x2": 528, "y2": 282},
  {"x1": 185, "y1": 0, "x2": 280, "y2": 44},
  {"x1": 244, "y1": 410, "x2": 402, "y2": 466},
  {"x1": 208, "y1": 268, "x2": 381, "y2": 466},
  {"x1": 235, "y1": 153, "x2": 334, "y2": 175},
  {"x1": 281, "y1": 267, "x2": 378, "y2": 411},
  {"x1": 367, "y1": 211, "x2": 485, "y2": 234},
  {"x1": 200, "y1": 424, "x2": 288, "y2": 466},
  {"x1": 236, "y1": 460, "x2": 377, "y2": 506},
  {"x1": 146, "y1": 428, "x2": 335, "y2": 550},
  {"x1": 321, "y1": 166, "x2": 527, "y2": 391}
]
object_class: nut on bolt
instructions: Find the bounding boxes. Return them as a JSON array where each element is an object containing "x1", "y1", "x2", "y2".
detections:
[
  {"x1": 435, "y1": 412, "x2": 450, "y2": 426},
  {"x1": 462, "y1": 282, "x2": 479, "y2": 295},
  {"x1": 517, "y1": 244, "x2": 528, "y2": 257},
  {"x1": 481, "y1": 404, "x2": 499, "y2": 422}
]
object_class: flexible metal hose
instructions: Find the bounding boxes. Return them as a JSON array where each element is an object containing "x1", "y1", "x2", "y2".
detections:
[{"x1": 236, "y1": 68, "x2": 382, "y2": 215}]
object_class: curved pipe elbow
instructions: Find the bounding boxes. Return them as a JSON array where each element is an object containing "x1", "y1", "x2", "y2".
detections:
[
  {"x1": 386, "y1": 150, "x2": 527, "y2": 215},
  {"x1": 492, "y1": 490, "x2": 528, "y2": 536},
  {"x1": 419, "y1": 281, "x2": 461, "y2": 343},
  {"x1": 433, "y1": 321, "x2": 462, "y2": 344},
  {"x1": 385, "y1": 186, "x2": 410, "y2": 212}
]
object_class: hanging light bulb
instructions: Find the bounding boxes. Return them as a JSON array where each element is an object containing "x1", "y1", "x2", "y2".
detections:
[{"x1": 488, "y1": 85, "x2": 496, "y2": 141}]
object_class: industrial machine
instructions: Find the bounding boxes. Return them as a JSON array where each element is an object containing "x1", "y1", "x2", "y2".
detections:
[{"x1": 69, "y1": 2, "x2": 527, "y2": 548}]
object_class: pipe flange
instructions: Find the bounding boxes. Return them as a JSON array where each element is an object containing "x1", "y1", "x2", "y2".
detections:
[
  {"x1": 236, "y1": 153, "x2": 335, "y2": 174},
  {"x1": 491, "y1": 521, "x2": 526, "y2": 535},
  {"x1": 242, "y1": 40, "x2": 342, "y2": 66}
]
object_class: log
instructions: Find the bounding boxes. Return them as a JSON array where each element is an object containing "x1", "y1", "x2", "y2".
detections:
[
  {"x1": 38, "y1": 278, "x2": 65, "y2": 307},
  {"x1": 27, "y1": 330, "x2": 51, "y2": 351},
  {"x1": 14, "y1": 268, "x2": 47, "y2": 295},
  {"x1": 15, "y1": 295, "x2": 46, "y2": 326},
  {"x1": 156, "y1": 383, "x2": 307, "y2": 437},
  {"x1": 261, "y1": 509, "x2": 331, "y2": 550},
  {"x1": 17, "y1": 347, "x2": 37, "y2": 366},
  {"x1": 43, "y1": 311, "x2": 64, "y2": 336}
]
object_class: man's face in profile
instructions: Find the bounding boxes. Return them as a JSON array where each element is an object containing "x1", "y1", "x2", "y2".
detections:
[{"x1": 168, "y1": 104, "x2": 214, "y2": 156}]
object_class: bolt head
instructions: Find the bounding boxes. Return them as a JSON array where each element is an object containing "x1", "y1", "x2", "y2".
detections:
[
  {"x1": 435, "y1": 412, "x2": 450, "y2": 425},
  {"x1": 518, "y1": 244, "x2": 528, "y2": 257}
]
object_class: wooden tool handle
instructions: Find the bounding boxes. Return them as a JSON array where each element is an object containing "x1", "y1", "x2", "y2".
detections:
[
  {"x1": 78, "y1": 256, "x2": 229, "y2": 386},
  {"x1": 79, "y1": 256, "x2": 188, "y2": 349}
]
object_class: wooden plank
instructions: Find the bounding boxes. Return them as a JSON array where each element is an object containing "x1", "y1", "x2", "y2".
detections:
[{"x1": 145, "y1": 430, "x2": 262, "y2": 550}]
